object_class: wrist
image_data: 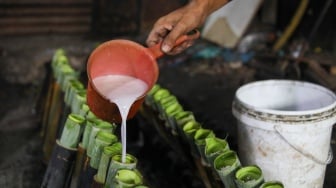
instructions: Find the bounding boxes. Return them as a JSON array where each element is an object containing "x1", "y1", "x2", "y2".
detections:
[{"x1": 190, "y1": 0, "x2": 230, "y2": 16}]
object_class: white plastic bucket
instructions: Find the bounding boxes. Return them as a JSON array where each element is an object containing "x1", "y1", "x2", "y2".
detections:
[{"x1": 232, "y1": 80, "x2": 336, "y2": 188}]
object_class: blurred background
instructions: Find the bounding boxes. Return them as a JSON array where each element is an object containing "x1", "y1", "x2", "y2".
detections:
[{"x1": 0, "y1": 0, "x2": 336, "y2": 187}]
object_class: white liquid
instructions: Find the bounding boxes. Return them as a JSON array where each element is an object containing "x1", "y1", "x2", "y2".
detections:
[{"x1": 93, "y1": 74, "x2": 148, "y2": 163}]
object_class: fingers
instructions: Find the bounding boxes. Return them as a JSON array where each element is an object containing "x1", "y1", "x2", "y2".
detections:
[
  {"x1": 163, "y1": 29, "x2": 199, "y2": 55},
  {"x1": 146, "y1": 24, "x2": 173, "y2": 47},
  {"x1": 165, "y1": 40, "x2": 195, "y2": 55},
  {"x1": 146, "y1": 6, "x2": 201, "y2": 55},
  {"x1": 146, "y1": 18, "x2": 174, "y2": 46}
]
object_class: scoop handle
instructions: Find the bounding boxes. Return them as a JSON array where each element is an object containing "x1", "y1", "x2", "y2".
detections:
[{"x1": 148, "y1": 29, "x2": 200, "y2": 58}]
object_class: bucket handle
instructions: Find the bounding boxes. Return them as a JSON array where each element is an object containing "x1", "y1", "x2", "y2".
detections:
[{"x1": 274, "y1": 125, "x2": 333, "y2": 165}]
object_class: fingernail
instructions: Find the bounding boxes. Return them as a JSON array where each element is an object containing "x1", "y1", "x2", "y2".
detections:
[{"x1": 162, "y1": 44, "x2": 171, "y2": 53}]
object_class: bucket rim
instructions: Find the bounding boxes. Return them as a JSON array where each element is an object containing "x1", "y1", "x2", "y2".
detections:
[{"x1": 234, "y1": 79, "x2": 336, "y2": 116}]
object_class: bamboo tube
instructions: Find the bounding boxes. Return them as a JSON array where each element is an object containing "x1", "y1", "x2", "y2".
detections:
[
  {"x1": 260, "y1": 181, "x2": 284, "y2": 188},
  {"x1": 95, "y1": 143, "x2": 122, "y2": 184},
  {"x1": 44, "y1": 113, "x2": 83, "y2": 188},
  {"x1": 213, "y1": 150, "x2": 241, "y2": 188},
  {"x1": 174, "y1": 111, "x2": 196, "y2": 145},
  {"x1": 158, "y1": 95, "x2": 178, "y2": 115},
  {"x1": 43, "y1": 54, "x2": 80, "y2": 161},
  {"x1": 90, "y1": 131, "x2": 118, "y2": 169},
  {"x1": 79, "y1": 103, "x2": 90, "y2": 117},
  {"x1": 235, "y1": 165, "x2": 264, "y2": 188},
  {"x1": 152, "y1": 88, "x2": 171, "y2": 111},
  {"x1": 57, "y1": 64, "x2": 78, "y2": 92},
  {"x1": 64, "y1": 79, "x2": 84, "y2": 107},
  {"x1": 78, "y1": 121, "x2": 116, "y2": 188},
  {"x1": 105, "y1": 154, "x2": 137, "y2": 188},
  {"x1": 155, "y1": 95, "x2": 183, "y2": 136},
  {"x1": 87, "y1": 121, "x2": 115, "y2": 157},
  {"x1": 59, "y1": 113, "x2": 85, "y2": 149},
  {"x1": 175, "y1": 111, "x2": 196, "y2": 127},
  {"x1": 40, "y1": 65, "x2": 56, "y2": 138},
  {"x1": 111, "y1": 169, "x2": 143, "y2": 188},
  {"x1": 80, "y1": 131, "x2": 118, "y2": 188},
  {"x1": 204, "y1": 137, "x2": 230, "y2": 165},
  {"x1": 42, "y1": 81, "x2": 63, "y2": 162},
  {"x1": 41, "y1": 73, "x2": 55, "y2": 137},
  {"x1": 144, "y1": 84, "x2": 161, "y2": 107},
  {"x1": 69, "y1": 143, "x2": 86, "y2": 188},
  {"x1": 81, "y1": 117, "x2": 97, "y2": 150},
  {"x1": 69, "y1": 105, "x2": 90, "y2": 188},
  {"x1": 182, "y1": 120, "x2": 201, "y2": 157},
  {"x1": 51, "y1": 49, "x2": 66, "y2": 65},
  {"x1": 51, "y1": 49, "x2": 66, "y2": 73},
  {"x1": 194, "y1": 128, "x2": 216, "y2": 165},
  {"x1": 71, "y1": 89, "x2": 87, "y2": 114},
  {"x1": 163, "y1": 102, "x2": 183, "y2": 131},
  {"x1": 41, "y1": 140, "x2": 77, "y2": 188}
]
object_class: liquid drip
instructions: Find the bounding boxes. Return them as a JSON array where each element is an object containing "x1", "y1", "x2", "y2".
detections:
[{"x1": 93, "y1": 74, "x2": 148, "y2": 163}]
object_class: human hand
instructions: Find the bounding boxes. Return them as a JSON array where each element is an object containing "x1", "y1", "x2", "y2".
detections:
[
  {"x1": 146, "y1": 0, "x2": 230, "y2": 55},
  {"x1": 146, "y1": 1, "x2": 205, "y2": 55}
]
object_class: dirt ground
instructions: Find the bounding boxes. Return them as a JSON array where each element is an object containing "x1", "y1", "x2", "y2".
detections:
[{"x1": 0, "y1": 34, "x2": 335, "y2": 187}]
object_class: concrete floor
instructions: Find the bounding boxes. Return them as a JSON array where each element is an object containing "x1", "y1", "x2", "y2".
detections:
[{"x1": 0, "y1": 34, "x2": 335, "y2": 187}]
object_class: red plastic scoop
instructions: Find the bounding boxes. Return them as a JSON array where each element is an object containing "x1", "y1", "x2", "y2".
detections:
[{"x1": 87, "y1": 30, "x2": 199, "y2": 123}]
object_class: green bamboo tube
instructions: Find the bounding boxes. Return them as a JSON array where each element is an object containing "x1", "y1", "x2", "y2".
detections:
[
  {"x1": 183, "y1": 120, "x2": 201, "y2": 138},
  {"x1": 259, "y1": 181, "x2": 284, "y2": 188},
  {"x1": 79, "y1": 103, "x2": 90, "y2": 117},
  {"x1": 71, "y1": 89, "x2": 87, "y2": 114},
  {"x1": 80, "y1": 112, "x2": 99, "y2": 148},
  {"x1": 164, "y1": 101, "x2": 183, "y2": 116},
  {"x1": 59, "y1": 113, "x2": 85, "y2": 149},
  {"x1": 82, "y1": 118, "x2": 94, "y2": 149},
  {"x1": 111, "y1": 169, "x2": 143, "y2": 188},
  {"x1": 159, "y1": 95, "x2": 177, "y2": 107},
  {"x1": 214, "y1": 150, "x2": 241, "y2": 188},
  {"x1": 194, "y1": 128, "x2": 216, "y2": 165},
  {"x1": 144, "y1": 84, "x2": 161, "y2": 107},
  {"x1": 105, "y1": 154, "x2": 137, "y2": 188},
  {"x1": 158, "y1": 95, "x2": 177, "y2": 114},
  {"x1": 153, "y1": 88, "x2": 170, "y2": 101},
  {"x1": 147, "y1": 84, "x2": 161, "y2": 96},
  {"x1": 57, "y1": 64, "x2": 77, "y2": 92},
  {"x1": 182, "y1": 120, "x2": 201, "y2": 157},
  {"x1": 51, "y1": 49, "x2": 66, "y2": 73},
  {"x1": 235, "y1": 165, "x2": 264, "y2": 188},
  {"x1": 205, "y1": 137, "x2": 230, "y2": 165},
  {"x1": 164, "y1": 102, "x2": 184, "y2": 130},
  {"x1": 90, "y1": 131, "x2": 118, "y2": 169},
  {"x1": 157, "y1": 95, "x2": 178, "y2": 120},
  {"x1": 51, "y1": 49, "x2": 66, "y2": 67},
  {"x1": 161, "y1": 100, "x2": 184, "y2": 133},
  {"x1": 95, "y1": 143, "x2": 122, "y2": 184},
  {"x1": 153, "y1": 88, "x2": 171, "y2": 111},
  {"x1": 175, "y1": 111, "x2": 195, "y2": 127},
  {"x1": 87, "y1": 121, "x2": 115, "y2": 158},
  {"x1": 174, "y1": 111, "x2": 196, "y2": 143},
  {"x1": 64, "y1": 79, "x2": 84, "y2": 107},
  {"x1": 52, "y1": 54, "x2": 68, "y2": 78},
  {"x1": 76, "y1": 117, "x2": 98, "y2": 188},
  {"x1": 80, "y1": 131, "x2": 118, "y2": 188}
]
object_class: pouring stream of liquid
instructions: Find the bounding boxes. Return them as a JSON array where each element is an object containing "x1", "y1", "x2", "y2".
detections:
[{"x1": 93, "y1": 74, "x2": 148, "y2": 162}]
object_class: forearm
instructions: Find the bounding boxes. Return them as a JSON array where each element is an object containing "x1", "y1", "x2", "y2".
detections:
[{"x1": 190, "y1": 0, "x2": 230, "y2": 17}]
